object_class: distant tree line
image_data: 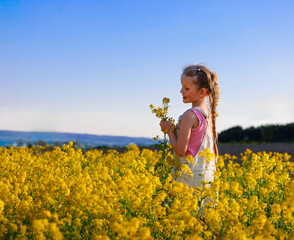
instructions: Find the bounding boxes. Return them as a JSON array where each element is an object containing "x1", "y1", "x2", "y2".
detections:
[{"x1": 218, "y1": 123, "x2": 294, "y2": 143}]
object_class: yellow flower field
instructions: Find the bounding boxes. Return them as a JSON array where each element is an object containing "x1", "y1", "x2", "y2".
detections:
[{"x1": 0, "y1": 142, "x2": 293, "y2": 239}]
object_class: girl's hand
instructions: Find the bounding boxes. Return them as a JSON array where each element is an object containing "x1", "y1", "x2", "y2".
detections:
[{"x1": 160, "y1": 120, "x2": 173, "y2": 134}]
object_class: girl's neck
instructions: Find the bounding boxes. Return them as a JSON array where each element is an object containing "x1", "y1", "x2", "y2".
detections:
[
  {"x1": 191, "y1": 100, "x2": 206, "y2": 109},
  {"x1": 191, "y1": 101, "x2": 209, "y2": 115}
]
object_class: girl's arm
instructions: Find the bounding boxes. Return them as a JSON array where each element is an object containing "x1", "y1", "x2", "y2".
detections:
[{"x1": 160, "y1": 111, "x2": 199, "y2": 157}]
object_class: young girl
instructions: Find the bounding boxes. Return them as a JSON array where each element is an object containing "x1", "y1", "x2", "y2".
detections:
[{"x1": 160, "y1": 64, "x2": 219, "y2": 189}]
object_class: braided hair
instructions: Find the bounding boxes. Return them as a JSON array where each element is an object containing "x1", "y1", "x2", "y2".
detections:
[{"x1": 182, "y1": 64, "x2": 220, "y2": 158}]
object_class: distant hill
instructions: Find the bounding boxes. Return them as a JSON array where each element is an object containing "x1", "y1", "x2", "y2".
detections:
[
  {"x1": 2, "y1": 122, "x2": 293, "y2": 148},
  {"x1": 0, "y1": 130, "x2": 154, "y2": 147}
]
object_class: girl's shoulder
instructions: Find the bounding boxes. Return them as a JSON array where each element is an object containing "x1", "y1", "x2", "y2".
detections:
[
  {"x1": 178, "y1": 108, "x2": 194, "y2": 122},
  {"x1": 177, "y1": 107, "x2": 209, "y2": 123},
  {"x1": 181, "y1": 109, "x2": 198, "y2": 122},
  {"x1": 177, "y1": 108, "x2": 203, "y2": 129},
  {"x1": 189, "y1": 107, "x2": 208, "y2": 118}
]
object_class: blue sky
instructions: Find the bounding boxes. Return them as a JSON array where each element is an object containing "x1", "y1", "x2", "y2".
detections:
[{"x1": 1, "y1": 0, "x2": 293, "y2": 138}]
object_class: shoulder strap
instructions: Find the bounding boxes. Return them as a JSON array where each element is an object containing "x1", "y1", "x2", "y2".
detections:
[{"x1": 189, "y1": 107, "x2": 208, "y2": 118}]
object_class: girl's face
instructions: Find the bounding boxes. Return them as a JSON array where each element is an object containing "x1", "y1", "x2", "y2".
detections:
[{"x1": 180, "y1": 75, "x2": 204, "y2": 106}]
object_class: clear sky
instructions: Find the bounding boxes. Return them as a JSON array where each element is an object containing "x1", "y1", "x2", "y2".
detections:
[{"x1": 1, "y1": 0, "x2": 293, "y2": 138}]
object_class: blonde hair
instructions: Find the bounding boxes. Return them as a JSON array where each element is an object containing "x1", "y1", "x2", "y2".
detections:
[{"x1": 182, "y1": 64, "x2": 219, "y2": 158}]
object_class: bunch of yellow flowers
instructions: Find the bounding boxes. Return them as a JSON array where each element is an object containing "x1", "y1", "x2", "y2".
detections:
[{"x1": 150, "y1": 97, "x2": 176, "y2": 132}]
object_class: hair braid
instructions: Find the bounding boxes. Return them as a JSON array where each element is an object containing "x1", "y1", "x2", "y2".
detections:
[{"x1": 208, "y1": 72, "x2": 219, "y2": 158}]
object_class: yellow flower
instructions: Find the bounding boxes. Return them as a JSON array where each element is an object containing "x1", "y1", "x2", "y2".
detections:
[
  {"x1": 253, "y1": 214, "x2": 267, "y2": 230},
  {"x1": 140, "y1": 227, "x2": 152, "y2": 239},
  {"x1": 181, "y1": 164, "x2": 193, "y2": 176},
  {"x1": 162, "y1": 97, "x2": 170, "y2": 104},
  {"x1": 0, "y1": 200, "x2": 4, "y2": 213},
  {"x1": 187, "y1": 234, "x2": 204, "y2": 240},
  {"x1": 32, "y1": 219, "x2": 49, "y2": 233},
  {"x1": 186, "y1": 155, "x2": 194, "y2": 164},
  {"x1": 152, "y1": 135, "x2": 159, "y2": 141},
  {"x1": 271, "y1": 203, "x2": 281, "y2": 215}
]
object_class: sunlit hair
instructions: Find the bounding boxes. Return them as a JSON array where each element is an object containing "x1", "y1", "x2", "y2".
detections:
[{"x1": 182, "y1": 64, "x2": 219, "y2": 158}]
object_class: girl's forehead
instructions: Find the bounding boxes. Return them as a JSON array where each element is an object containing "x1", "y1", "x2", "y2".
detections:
[{"x1": 181, "y1": 75, "x2": 195, "y2": 85}]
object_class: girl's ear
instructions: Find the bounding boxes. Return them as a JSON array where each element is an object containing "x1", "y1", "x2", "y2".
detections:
[{"x1": 200, "y1": 88, "x2": 208, "y2": 97}]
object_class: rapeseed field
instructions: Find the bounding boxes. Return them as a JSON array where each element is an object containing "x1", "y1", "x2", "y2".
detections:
[{"x1": 0, "y1": 142, "x2": 293, "y2": 239}]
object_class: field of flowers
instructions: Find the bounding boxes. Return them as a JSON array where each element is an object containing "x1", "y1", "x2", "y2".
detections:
[{"x1": 0, "y1": 141, "x2": 293, "y2": 240}]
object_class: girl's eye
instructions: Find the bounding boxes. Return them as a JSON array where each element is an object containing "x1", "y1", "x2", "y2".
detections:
[{"x1": 185, "y1": 88, "x2": 189, "y2": 91}]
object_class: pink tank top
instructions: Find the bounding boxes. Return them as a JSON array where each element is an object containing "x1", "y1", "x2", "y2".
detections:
[{"x1": 177, "y1": 108, "x2": 208, "y2": 157}]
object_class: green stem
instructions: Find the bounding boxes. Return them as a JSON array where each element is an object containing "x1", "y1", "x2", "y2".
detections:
[{"x1": 162, "y1": 132, "x2": 167, "y2": 173}]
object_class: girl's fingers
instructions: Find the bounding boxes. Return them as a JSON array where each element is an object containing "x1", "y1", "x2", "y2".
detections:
[
  {"x1": 160, "y1": 121, "x2": 172, "y2": 133},
  {"x1": 160, "y1": 120, "x2": 165, "y2": 127}
]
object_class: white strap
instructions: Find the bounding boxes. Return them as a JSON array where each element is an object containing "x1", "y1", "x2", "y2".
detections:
[{"x1": 190, "y1": 107, "x2": 208, "y2": 118}]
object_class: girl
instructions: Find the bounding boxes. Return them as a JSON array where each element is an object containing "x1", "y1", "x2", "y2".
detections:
[{"x1": 160, "y1": 64, "x2": 219, "y2": 189}]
